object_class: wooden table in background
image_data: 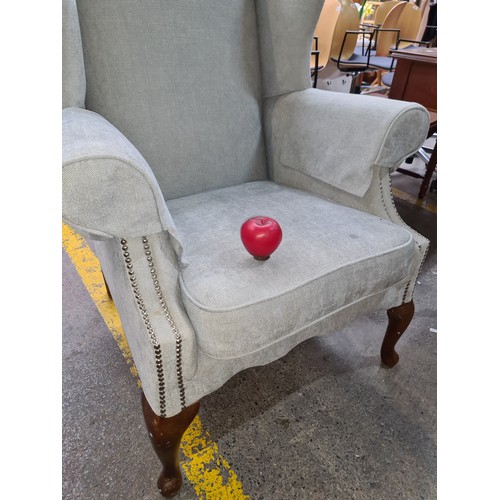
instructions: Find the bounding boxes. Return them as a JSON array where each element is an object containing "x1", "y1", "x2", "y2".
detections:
[
  {"x1": 388, "y1": 46, "x2": 437, "y2": 111},
  {"x1": 389, "y1": 47, "x2": 437, "y2": 199}
]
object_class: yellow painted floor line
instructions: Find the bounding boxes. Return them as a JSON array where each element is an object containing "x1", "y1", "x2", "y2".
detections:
[
  {"x1": 392, "y1": 186, "x2": 437, "y2": 215},
  {"x1": 62, "y1": 224, "x2": 249, "y2": 499},
  {"x1": 62, "y1": 224, "x2": 139, "y2": 382}
]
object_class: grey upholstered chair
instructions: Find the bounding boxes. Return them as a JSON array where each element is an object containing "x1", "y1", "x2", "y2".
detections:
[{"x1": 62, "y1": 0, "x2": 430, "y2": 496}]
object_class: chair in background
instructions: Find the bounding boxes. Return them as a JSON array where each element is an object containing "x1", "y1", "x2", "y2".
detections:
[
  {"x1": 371, "y1": 1, "x2": 403, "y2": 27},
  {"x1": 330, "y1": 0, "x2": 361, "y2": 64},
  {"x1": 310, "y1": 0, "x2": 341, "y2": 87},
  {"x1": 63, "y1": 0, "x2": 430, "y2": 496},
  {"x1": 329, "y1": 0, "x2": 378, "y2": 93},
  {"x1": 364, "y1": 1, "x2": 419, "y2": 90},
  {"x1": 377, "y1": 3, "x2": 432, "y2": 92},
  {"x1": 397, "y1": 1, "x2": 423, "y2": 48},
  {"x1": 311, "y1": 36, "x2": 320, "y2": 88},
  {"x1": 416, "y1": 0, "x2": 437, "y2": 45},
  {"x1": 370, "y1": 2, "x2": 406, "y2": 56}
]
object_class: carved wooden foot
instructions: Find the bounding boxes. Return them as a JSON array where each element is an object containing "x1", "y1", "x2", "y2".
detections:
[
  {"x1": 142, "y1": 393, "x2": 200, "y2": 498},
  {"x1": 381, "y1": 300, "x2": 415, "y2": 368}
]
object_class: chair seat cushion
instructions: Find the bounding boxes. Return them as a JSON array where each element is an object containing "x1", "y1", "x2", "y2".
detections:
[
  {"x1": 168, "y1": 181, "x2": 415, "y2": 359},
  {"x1": 382, "y1": 71, "x2": 394, "y2": 87},
  {"x1": 369, "y1": 55, "x2": 396, "y2": 70},
  {"x1": 330, "y1": 52, "x2": 369, "y2": 68}
]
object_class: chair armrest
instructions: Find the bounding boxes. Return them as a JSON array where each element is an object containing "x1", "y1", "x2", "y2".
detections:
[
  {"x1": 265, "y1": 88, "x2": 429, "y2": 197},
  {"x1": 62, "y1": 107, "x2": 183, "y2": 256},
  {"x1": 395, "y1": 38, "x2": 432, "y2": 49}
]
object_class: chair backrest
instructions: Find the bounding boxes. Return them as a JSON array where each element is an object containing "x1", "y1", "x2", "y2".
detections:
[
  {"x1": 373, "y1": 1, "x2": 403, "y2": 25},
  {"x1": 65, "y1": 0, "x2": 324, "y2": 201},
  {"x1": 375, "y1": 1, "x2": 406, "y2": 56},
  {"x1": 397, "y1": 2, "x2": 422, "y2": 48},
  {"x1": 330, "y1": 0, "x2": 360, "y2": 61},
  {"x1": 416, "y1": 0, "x2": 431, "y2": 41},
  {"x1": 313, "y1": 0, "x2": 341, "y2": 69}
]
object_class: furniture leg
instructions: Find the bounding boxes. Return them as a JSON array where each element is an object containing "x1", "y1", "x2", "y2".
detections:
[
  {"x1": 350, "y1": 72, "x2": 366, "y2": 94},
  {"x1": 142, "y1": 392, "x2": 200, "y2": 498},
  {"x1": 418, "y1": 142, "x2": 437, "y2": 199},
  {"x1": 381, "y1": 300, "x2": 415, "y2": 368}
]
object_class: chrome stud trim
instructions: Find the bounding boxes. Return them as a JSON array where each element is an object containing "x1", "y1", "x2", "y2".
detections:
[
  {"x1": 141, "y1": 236, "x2": 187, "y2": 410},
  {"x1": 380, "y1": 177, "x2": 428, "y2": 303},
  {"x1": 120, "y1": 239, "x2": 166, "y2": 417}
]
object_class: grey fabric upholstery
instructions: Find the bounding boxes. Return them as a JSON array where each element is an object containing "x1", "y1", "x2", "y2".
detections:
[
  {"x1": 268, "y1": 88, "x2": 429, "y2": 197},
  {"x1": 168, "y1": 181, "x2": 416, "y2": 359},
  {"x1": 95, "y1": 229, "x2": 410, "y2": 416},
  {"x1": 62, "y1": 107, "x2": 184, "y2": 259},
  {"x1": 76, "y1": 0, "x2": 268, "y2": 200},
  {"x1": 62, "y1": 0, "x2": 85, "y2": 108},
  {"x1": 256, "y1": 0, "x2": 325, "y2": 97},
  {"x1": 62, "y1": 0, "x2": 430, "y2": 417}
]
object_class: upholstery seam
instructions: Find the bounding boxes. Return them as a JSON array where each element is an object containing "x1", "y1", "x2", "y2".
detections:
[{"x1": 179, "y1": 232, "x2": 414, "y2": 313}]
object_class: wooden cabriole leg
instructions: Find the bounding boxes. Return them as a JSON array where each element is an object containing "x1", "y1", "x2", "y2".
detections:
[
  {"x1": 381, "y1": 300, "x2": 415, "y2": 368},
  {"x1": 142, "y1": 392, "x2": 200, "y2": 498}
]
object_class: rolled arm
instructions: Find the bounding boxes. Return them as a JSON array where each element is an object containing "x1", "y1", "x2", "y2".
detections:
[
  {"x1": 266, "y1": 88, "x2": 429, "y2": 197},
  {"x1": 62, "y1": 107, "x2": 183, "y2": 256},
  {"x1": 264, "y1": 89, "x2": 430, "y2": 303}
]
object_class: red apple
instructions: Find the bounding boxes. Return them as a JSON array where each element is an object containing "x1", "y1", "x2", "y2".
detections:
[{"x1": 240, "y1": 216, "x2": 282, "y2": 261}]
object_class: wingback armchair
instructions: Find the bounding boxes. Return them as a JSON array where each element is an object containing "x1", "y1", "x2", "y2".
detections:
[{"x1": 62, "y1": 0, "x2": 430, "y2": 496}]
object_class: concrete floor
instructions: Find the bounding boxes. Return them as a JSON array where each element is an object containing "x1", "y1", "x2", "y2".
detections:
[{"x1": 62, "y1": 156, "x2": 437, "y2": 499}]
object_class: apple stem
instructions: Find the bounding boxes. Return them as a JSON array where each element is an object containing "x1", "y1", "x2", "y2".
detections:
[{"x1": 254, "y1": 255, "x2": 270, "y2": 261}]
